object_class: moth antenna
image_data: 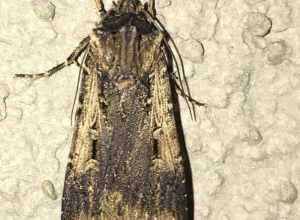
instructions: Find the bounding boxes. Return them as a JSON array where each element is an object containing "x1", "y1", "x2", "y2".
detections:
[
  {"x1": 148, "y1": 0, "x2": 156, "y2": 17},
  {"x1": 163, "y1": 38, "x2": 196, "y2": 120},
  {"x1": 95, "y1": 0, "x2": 106, "y2": 15},
  {"x1": 145, "y1": 10, "x2": 198, "y2": 120},
  {"x1": 71, "y1": 46, "x2": 90, "y2": 126},
  {"x1": 117, "y1": 0, "x2": 126, "y2": 10}
]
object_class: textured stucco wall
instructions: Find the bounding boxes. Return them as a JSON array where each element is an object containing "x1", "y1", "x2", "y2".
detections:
[{"x1": 1, "y1": 0, "x2": 300, "y2": 219}]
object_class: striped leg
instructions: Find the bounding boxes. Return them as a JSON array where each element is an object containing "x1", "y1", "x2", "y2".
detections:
[{"x1": 14, "y1": 36, "x2": 90, "y2": 79}]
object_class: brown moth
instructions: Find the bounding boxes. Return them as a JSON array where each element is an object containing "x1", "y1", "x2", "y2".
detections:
[{"x1": 15, "y1": 0, "x2": 204, "y2": 219}]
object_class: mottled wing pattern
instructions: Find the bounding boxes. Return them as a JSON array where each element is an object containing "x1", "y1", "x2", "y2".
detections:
[
  {"x1": 61, "y1": 20, "x2": 192, "y2": 220},
  {"x1": 149, "y1": 43, "x2": 193, "y2": 220},
  {"x1": 62, "y1": 42, "x2": 106, "y2": 220},
  {"x1": 12, "y1": 1, "x2": 194, "y2": 219}
]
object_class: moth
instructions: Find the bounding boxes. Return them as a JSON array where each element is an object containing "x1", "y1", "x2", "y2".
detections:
[{"x1": 15, "y1": 0, "x2": 204, "y2": 219}]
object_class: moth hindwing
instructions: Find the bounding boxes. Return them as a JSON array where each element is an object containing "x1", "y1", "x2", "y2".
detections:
[{"x1": 15, "y1": 0, "x2": 201, "y2": 219}]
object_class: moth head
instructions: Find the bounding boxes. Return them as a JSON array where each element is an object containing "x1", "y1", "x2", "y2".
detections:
[
  {"x1": 96, "y1": 0, "x2": 155, "y2": 33},
  {"x1": 94, "y1": 0, "x2": 156, "y2": 15},
  {"x1": 114, "y1": 0, "x2": 143, "y2": 13}
]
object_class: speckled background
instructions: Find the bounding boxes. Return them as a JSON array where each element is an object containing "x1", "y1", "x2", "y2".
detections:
[{"x1": 1, "y1": 0, "x2": 300, "y2": 219}]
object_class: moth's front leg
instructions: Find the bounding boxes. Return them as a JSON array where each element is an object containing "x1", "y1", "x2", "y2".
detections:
[
  {"x1": 177, "y1": 87, "x2": 206, "y2": 107},
  {"x1": 14, "y1": 36, "x2": 90, "y2": 79},
  {"x1": 171, "y1": 77, "x2": 206, "y2": 107}
]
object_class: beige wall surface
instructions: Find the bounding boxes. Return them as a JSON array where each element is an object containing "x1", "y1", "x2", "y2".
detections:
[{"x1": 1, "y1": 0, "x2": 300, "y2": 219}]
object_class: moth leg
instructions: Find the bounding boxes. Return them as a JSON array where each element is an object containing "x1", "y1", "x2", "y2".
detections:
[
  {"x1": 14, "y1": 36, "x2": 90, "y2": 79},
  {"x1": 174, "y1": 80, "x2": 206, "y2": 107}
]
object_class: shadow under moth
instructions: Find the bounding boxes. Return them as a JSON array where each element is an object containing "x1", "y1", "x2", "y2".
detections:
[{"x1": 15, "y1": 0, "x2": 205, "y2": 219}]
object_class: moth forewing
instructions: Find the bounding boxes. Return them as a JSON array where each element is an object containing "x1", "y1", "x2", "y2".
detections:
[{"x1": 15, "y1": 0, "x2": 196, "y2": 219}]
